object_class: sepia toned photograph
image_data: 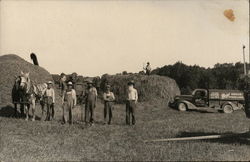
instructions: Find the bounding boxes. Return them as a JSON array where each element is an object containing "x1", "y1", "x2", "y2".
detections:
[{"x1": 0, "y1": 0, "x2": 249, "y2": 161}]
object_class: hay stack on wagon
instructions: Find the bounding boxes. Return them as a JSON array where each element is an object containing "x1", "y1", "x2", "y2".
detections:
[
  {"x1": 0, "y1": 54, "x2": 61, "y2": 104},
  {"x1": 100, "y1": 74, "x2": 180, "y2": 105}
]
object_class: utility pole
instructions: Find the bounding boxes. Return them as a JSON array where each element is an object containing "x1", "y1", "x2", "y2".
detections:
[{"x1": 243, "y1": 45, "x2": 246, "y2": 75}]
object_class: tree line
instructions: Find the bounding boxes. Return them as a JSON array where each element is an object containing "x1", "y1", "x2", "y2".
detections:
[{"x1": 152, "y1": 61, "x2": 249, "y2": 94}]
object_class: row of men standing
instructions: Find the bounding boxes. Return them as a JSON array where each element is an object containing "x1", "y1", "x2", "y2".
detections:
[{"x1": 57, "y1": 74, "x2": 138, "y2": 126}]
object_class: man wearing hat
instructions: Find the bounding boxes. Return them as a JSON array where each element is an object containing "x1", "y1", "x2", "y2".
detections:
[
  {"x1": 59, "y1": 73, "x2": 67, "y2": 97},
  {"x1": 103, "y1": 84, "x2": 115, "y2": 125},
  {"x1": 43, "y1": 81, "x2": 55, "y2": 121},
  {"x1": 62, "y1": 81, "x2": 77, "y2": 124},
  {"x1": 84, "y1": 80, "x2": 98, "y2": 125},
  {"x1": 144, "y1": 62, "x2": 151, "y2": 75},
  {"x1": 126, "y1": 80, "x2": 138, "y2": 125}
]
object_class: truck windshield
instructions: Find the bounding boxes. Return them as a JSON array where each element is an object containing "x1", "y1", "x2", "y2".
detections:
[{"x1": 192, "y1": 90, "x2": 207, "y2": 97}]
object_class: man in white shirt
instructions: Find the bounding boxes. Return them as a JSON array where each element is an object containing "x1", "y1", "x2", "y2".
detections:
[
  {"x1": 126, "y1": 80, "x2": 138, "y2": 125},
  {"x1": 103, "y1": 84, "x2": 115, "y2": 125},
  {"x1": 43, "y1": 81, "x2": 55, "y2": 121}
]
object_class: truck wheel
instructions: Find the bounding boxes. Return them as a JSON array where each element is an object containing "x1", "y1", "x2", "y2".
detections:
[
  {"x1": 178, "y1": 103, "x2": 187, "y2": 111},
  {"x1": 223, "y1": 105, "x2": 233, "y2": 113}
]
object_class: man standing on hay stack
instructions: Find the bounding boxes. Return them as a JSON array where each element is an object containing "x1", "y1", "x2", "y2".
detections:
[
  {"x1": 126, "y1": 80, "x2": 138, "y2": 125},
  {"x1": 143, "y1": 62, "x2": 151, "y2": 75},
  {"x1": 84, "y1": 80, "x2": 98, "y2": 126}
]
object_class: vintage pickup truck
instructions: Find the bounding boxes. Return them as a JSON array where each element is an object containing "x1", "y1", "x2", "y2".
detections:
[{"x1": 169, "y1": 89, "x2": 245, "y2": 113}]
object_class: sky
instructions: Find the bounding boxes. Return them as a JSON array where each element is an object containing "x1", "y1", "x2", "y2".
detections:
[{"x1": 0, "y1": 0, "x2": 249, "y2": 76}]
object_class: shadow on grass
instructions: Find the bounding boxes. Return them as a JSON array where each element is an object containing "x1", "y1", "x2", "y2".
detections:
[
  {"x1": 168, "y1": 104, "x2": 217, "y2": 114},
  {"x1": 188, "y1": 109, "x2": 218, "y2": 113},
  {"x1": 0, "y1": 104, "x2": 42, "y2": 120},
  {"x1": 0, "y1": 105, "x2": 17, "y2": 117},
  {"x1": 177, "y1": 131, "x2": 250, "y2": 145}
]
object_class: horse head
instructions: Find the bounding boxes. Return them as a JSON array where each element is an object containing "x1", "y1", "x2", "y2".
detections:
[
  {"x1": 13, "y1": 75, "x2": 20, "y2": 89},
  {"x1": 19, "y1": 71, "x2": 31, "y2": 93}
]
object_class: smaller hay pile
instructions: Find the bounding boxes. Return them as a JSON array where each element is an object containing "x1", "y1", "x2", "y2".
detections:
[
  {"x1": 0, "y1": 54, "x2": 61, "y2": 104},
  {"x1": 100, "y1": 74, "x2": 180, "y2": 105}
]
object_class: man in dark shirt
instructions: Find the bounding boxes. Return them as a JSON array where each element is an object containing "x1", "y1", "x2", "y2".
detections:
[
  {"x1": 84, "y1": 80, "x2": 98, "y2": 125},
  {"x1": 59, "y1": 74, "x2": 67, "y2": 97}
]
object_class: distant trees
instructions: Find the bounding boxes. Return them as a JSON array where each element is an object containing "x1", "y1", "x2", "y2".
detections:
[
  {"x1": 122, "y1": 71, "x2": 128, "y2": 75},
  {"x1": 152, "y1": 61, "x2": 247, "y2": 94}
]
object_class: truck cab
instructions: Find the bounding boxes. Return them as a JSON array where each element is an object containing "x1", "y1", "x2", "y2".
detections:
[{"x1": 191, "y1": 89, "x2": 208, "y2": 107}]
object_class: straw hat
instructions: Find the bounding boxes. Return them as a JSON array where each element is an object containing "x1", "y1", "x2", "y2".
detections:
[
  {"x1": 67, "y1": 81, "x2": 73, "y2": 86},
  {"x1": 47, "y1": 81, "x2": 53, "y2": 84},
  {"x1": 87, "y1": 80, "x2": 93, "y2": 84}
]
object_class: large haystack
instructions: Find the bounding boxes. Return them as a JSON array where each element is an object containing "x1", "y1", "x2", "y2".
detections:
[
  {"x1": 100, "y1": 74, "x2": 180, "y2": 104},
  {"x1": 0, "y1": 54, "x2": 61, "y2": 104}
]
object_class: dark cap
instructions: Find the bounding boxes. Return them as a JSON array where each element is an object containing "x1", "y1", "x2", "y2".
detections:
[{"x1": 128, "y1": 80, "x2": 135, "y2": 86}]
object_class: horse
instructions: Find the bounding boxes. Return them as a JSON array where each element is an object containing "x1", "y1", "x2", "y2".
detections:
[{"x1": 12, "y1": 71, "x2": 47, "y2": 121}]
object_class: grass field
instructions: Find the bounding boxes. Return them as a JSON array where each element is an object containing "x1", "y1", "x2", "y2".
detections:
[{"x1": 0, "y1": 101, "x2": 250, "y2": 161}]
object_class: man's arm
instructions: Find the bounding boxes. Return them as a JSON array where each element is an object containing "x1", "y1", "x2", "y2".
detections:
[
  {"x1": 62, "y1": 91, "x2": 65, "y2": 104},
  {"x1": 42, "y1": 89, "x2": 46, "y2": 96},
  {"x1": 135, "y1": 89, "x2": 138, "y2": 103},
  {"x1": 111, "y1": 92, "x2": 115, "y2": 101},
  {"x1": 95, "y1": 88, "x2": 98, "y2": 102},
  {"x1": 52, "y1": 89, "x2": 55, "y2": 103},
  {"x1": 73, "y1": 90, "x2": 77, "y2": 106},
  {"x1": 103, "y1": 93, "x2": 108, "y2": 101}
]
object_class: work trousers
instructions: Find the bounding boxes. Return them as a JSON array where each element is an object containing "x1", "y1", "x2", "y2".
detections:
[
  {"x1": 44, "y1": 96, "x2": 54, "y2": 121},
  {"x1": 63, "y1": 100, "x2": 74, "y2": 124},
  {"x1": 85, "y1": 100, "x2": 95, "y2": 123},
  {"x1": 104, "y1": 101, "x2": 113, "y2": 124},
  {"x1": 46, "y1": 103, "x2": 54, "y2": 121},
  {"x1": 126, "y1": 100, "x2": 136, "y2": 125}
]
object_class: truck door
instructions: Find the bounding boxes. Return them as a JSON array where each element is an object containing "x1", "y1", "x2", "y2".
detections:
[{"x1": 193, "y1": 89, "x2": 207, "y2": 107}]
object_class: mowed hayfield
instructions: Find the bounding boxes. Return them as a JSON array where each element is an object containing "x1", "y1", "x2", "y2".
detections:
[{"x1": 0, "y1": 102, "x2": 250, "y2": 161}]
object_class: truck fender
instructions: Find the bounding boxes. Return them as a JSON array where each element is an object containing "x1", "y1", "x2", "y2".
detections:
[
  {"x1": 221, "y1": 102, "x2": 238, "y2": 110},
  {"x1": 177, "y1": 100, "x2": 197, "y2": 109}
]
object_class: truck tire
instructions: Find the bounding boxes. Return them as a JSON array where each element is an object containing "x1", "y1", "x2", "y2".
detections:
[
  {"x1": 178, "y1": 103, "x2": 187, "y2": 111},
  {"x1": 223, "y1": 104, "x2": 233, "y2": 113}
]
